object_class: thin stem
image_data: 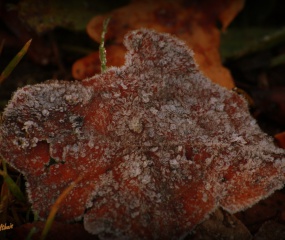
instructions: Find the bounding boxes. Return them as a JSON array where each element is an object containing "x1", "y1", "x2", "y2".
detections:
[{"x1": 99, "y1": 18, "x2": 110, "y2": 73}]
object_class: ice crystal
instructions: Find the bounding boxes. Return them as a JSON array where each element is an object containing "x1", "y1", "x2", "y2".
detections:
[{"x1": 1, "y1": 29, "x2": 285, "y2": 239}]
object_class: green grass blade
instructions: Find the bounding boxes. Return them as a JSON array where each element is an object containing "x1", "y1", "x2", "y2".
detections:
[
  {"x1": 0, "y1": 39, "x2": 32, "y2": 84},
  {"x1": 0, "y1": 159, "x2": 25, "y2": 202},
  {"x1": 25, "y1": 227, "x2": 38, "y2": 240},
  {"x1": 99, "y1": 18, "x2": 110, "y2": 73}
]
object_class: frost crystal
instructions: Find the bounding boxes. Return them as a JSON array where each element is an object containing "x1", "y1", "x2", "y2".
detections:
[{"x1": 1, "y1": 29, "x2": 285, "y2": 239}]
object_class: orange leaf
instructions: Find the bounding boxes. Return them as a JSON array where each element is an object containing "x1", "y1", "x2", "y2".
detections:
[
  {"x1": 74, "y1": 0, "x2": 244, "y2": 89},
  {"x1": 275, "y1": 132, "x2": 285, "y2": 149},
  {"x1": 72, "y1": 44, "x2": 125, "y2": 80}
]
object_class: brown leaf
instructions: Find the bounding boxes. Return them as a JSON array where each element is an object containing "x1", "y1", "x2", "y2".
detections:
[
  {"x1": 235, "y1": 191, "x2": 285, "y2": 233},
  {"x1": 253, "y1": 221, "x2": 285, "y2": 240},
  {"x1": 73, "y1": 0, "x2": 243, "y2": 89},
  {"x1": 190, "y1": 209, "x2": 251, "y2": 240},
  {"x1": 1, "y1": 29, "x2": 285, "y2": 239}
]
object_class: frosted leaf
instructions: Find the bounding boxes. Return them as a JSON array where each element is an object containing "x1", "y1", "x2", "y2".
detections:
[{"x1": 1, "y1": 29, "x2": 285, "y2": 239}]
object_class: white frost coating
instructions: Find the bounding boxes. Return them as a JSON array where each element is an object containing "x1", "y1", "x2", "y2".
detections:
[
  {"x1": 1, "y1": 29, "x2": 285, "y2": 240},
  {"x1": 42, "y1": 109, "x2": 50, "y2": 117},
  {"x1": 22, "y1": 121, "x2": 38, "y2": 133},
  {"x1": 170, "y1": 159, "x2": 180, "y2": 169},
  {"x1": 128, "y1": 116, "x2": 143, "y2": 133}
]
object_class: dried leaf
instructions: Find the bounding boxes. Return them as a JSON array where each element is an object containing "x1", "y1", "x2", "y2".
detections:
[
  {"x1": 1, "y1": 29, "x2": 285, "y2": 239},
  {"x1": 235, "y1": 191, "x2": 285, "y2": 233},
  {"x1": 275, "y1": 132, "x2": 285, "y2": 149},
  {"x1": 73, "y1": 0, "x2": 244, "y2": 89},
  {"x1": 254, "y1": 221, "x2": 285, "y2": 240},
  {"x1": 191, "y1": 209, "x2": 251, "y2": 240}
]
